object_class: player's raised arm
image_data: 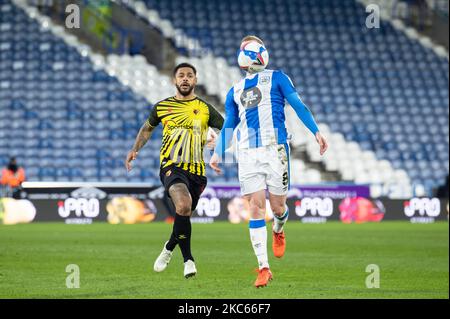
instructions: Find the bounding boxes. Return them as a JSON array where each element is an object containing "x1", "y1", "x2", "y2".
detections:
[
  {"x1": 209, "y1": 88, "x2": 240, "y2": 174},
  {"x1": 276, "y1": 71, "x2": 328, "y2": 155},
  {"x1": 125, "y1": 106, "x2": 160, "y2": 171}
]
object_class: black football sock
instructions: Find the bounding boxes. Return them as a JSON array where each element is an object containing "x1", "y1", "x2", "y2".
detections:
[
  {"x1": 174, "y1": 214, "x2": 194, "y2": 262},
  {"x1": 165, "y1": 230, "x2": 178, "y2": 251}
]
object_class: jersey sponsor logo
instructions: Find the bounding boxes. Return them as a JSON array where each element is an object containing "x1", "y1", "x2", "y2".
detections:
[
  {"x1": 240, "y1": 87, "x2": 262, "y2": 108},
  {"x1": 164, "y1": 122, "x2": 194, "y2": 130}
]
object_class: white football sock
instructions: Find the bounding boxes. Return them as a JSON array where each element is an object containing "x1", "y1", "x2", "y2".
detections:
[
  {"x1": 249, "y1": 219, "x2": 269, "y2": 270},
  {"x1": 273, "y1": 210, "x2": 289, "y2": 233}
]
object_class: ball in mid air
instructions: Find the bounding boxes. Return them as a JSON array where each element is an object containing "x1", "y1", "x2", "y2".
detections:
[{"x1": 237, "y1": 41, "x2": 269, "y2": 73}]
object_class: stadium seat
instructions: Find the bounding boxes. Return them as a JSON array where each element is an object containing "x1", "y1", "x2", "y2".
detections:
[{"x1": 128, "y1": 0, "x2": 448, "y2": 193}]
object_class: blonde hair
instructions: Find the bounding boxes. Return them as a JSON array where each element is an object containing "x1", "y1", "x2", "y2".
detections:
[{"x1": 240, "y1": 35, "x2": 264, "y2": 47}]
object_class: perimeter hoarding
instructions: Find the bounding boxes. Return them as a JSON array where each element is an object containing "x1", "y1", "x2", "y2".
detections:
[{"x1": 2, "y1": 184, "x2": 447, "y2": 224}]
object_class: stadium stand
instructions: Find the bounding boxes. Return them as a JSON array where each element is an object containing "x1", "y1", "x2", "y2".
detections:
[
  {"x1": 125, "y1": 0, "x2": 449, "y2": 196},
  {"x1": 0, "y1": 0, "x2": 240, "y2": 184},
  {"x1": 1, "y1": 0, "x2": 448, "y2": 198},
  {"x1": 0, "y1": 0, "x2": 162, "y2": 183}
]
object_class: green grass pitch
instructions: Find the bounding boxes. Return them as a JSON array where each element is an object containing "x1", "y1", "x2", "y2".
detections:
[{"x1": 0, "y1": 221, "x2": 448, "y2": 299}]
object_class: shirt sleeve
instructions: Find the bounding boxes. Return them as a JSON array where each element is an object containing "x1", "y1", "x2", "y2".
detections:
[
  {"x1": 274, "y1": 70, "x2": 296, "y2": 98},
  {"x1": 214, "y1": 88, "x2": 240, "y2": 158},
  {"x1": 286, "y1": 92, "x2": 319, "y2": 135},
  {"x1": 275, "y1": 70, "x2": 319, "y2": 135},
  {"x1": 146, "y1": 104, "x2": 160, "y2": 127},
  {"x1": 207, "y1": 103, "x2": 224, "y2": 130}
]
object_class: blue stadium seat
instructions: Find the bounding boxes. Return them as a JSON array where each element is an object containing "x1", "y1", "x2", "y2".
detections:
[
  {"x1": 131, "y1": 0, "x2": 449, "y2": 188},
  {"x1": 1, "y1": 0, "x2": 448, "y2": 187}
]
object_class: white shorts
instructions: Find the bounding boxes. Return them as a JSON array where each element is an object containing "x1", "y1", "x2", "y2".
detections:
[{"x1": 237, "y1": 144, "x2": 290, "y2": 196}]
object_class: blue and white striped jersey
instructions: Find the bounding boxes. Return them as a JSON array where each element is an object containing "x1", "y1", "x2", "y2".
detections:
[
  {"x1": 225, "y1": 69, "x2": 296, "y2": 149},
  {"x1": 215, "y1": 69, "x2": 319, "y2": 158}
]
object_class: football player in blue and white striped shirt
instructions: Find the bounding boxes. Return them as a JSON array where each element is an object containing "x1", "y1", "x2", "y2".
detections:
[{"x1": 210, "y1": 35, "x2": 328, "y2": 288}]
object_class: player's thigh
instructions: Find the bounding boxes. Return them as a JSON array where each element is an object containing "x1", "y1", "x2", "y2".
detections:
[
  {"x1": 238, "y1": 152, "x2": 266, "y2": 196},
  {"x1": 266, "y1": 144, "x2": 289, "y2": 198},
  {"x1": 168, "y1": 182, "x2": 192, "y2": 216},
  {"x1": 161, "y1": 166, "x2": 193, "y2": 216},
  {"x1": 189, "y1": 176, "x2": 207, "y2": 212}
]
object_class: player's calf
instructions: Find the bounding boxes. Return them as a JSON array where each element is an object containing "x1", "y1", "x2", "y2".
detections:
[{"x1": 269, "y1": 195, "x2": 288, "y2": 258}]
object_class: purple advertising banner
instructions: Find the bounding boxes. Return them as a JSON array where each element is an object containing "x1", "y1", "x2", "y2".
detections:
[
  {"x1": 5, "y1": 183, "x2": 446, "y2": 224},
  {"x1": 201, "y1": 184, "x2": 371, "y2": 200}
]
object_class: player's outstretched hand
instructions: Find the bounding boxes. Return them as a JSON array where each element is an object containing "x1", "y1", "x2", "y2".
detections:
[
  {"x1": 209, "y1": 153, "x2": 222, "y2": 175},
  {"x1": 206, "y1": 128, "x2": 218, "y2": 150},
  {"x1": 125, "y1": 150, "x2": 138, "y2": 172},
  {"x1": 206, "y1": 128, "x2": 217, "y2": 151},
  {"x1": 315, "y1": 132, "x2": 328, "y2": 155}
]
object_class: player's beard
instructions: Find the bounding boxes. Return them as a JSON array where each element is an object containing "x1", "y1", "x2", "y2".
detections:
[{"x1": 176, "y1": 83, "x2": 194, "y2": 97}]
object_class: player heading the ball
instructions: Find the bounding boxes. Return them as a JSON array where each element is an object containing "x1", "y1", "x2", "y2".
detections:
[{"x1": 210, "y1": 35, "x2": 328, "y2": 288}]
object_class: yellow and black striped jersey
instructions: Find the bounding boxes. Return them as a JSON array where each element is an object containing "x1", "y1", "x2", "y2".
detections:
[{"x1": 147, "y1": 96, "x2": 224, "y2": 176}]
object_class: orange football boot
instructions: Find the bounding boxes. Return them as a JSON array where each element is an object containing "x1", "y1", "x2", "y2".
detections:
[
  {"x1": 254, "y1": 268, "x2": 273, "y2": 288},
  {"x1": 272, "y1": 231, "x2": 286, "y2": 258}
]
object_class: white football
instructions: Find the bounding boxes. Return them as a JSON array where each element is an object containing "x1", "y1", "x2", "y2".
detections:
[{"x1": 237, "y1": 41, "x2": 269, "y2": 73}]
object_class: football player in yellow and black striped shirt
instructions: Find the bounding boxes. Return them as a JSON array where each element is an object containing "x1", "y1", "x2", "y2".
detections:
[{"x1": 125, "y1": 63, "x2": 224, "y2": 278}]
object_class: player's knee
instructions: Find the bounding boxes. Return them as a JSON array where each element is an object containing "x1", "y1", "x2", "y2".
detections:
[
  {"x1": 249, "y1": 197, "x2": 265, "y2": 217},
  {"x1": 271, "y1": 203, "x2": 285, "y2": 216},
  {"x1": 169, "y1": 183, "x2": 192, "y2": 216},
  {"x1": 175, "y1": 201, "x2": 192, "y2": 216},
  {"x1": 249, "y1": 197, "x2": 264, "y2": 210}
]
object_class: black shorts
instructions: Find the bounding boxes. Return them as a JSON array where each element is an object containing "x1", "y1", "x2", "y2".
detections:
[{"x1": 159, "y1": 165, "x2": 207, "y2": 211}]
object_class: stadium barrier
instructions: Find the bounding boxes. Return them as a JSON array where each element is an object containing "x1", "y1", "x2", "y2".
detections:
[{"x1": 0, "y1": 182, "x2": 448, "y2": 225}]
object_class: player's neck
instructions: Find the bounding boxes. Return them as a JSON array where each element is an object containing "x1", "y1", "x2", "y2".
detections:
[{"x1": 174, "y1": 92, "x2": 197, "y2": 101}]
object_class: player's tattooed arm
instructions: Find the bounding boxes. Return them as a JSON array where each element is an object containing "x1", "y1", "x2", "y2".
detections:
[
  {"x1": 126, "y1": 105, "x2": 160, "y2": 171},
  {"x1": 133, "y1": 121, "x2": 155, "y2": 152},
  {"x1": 125, "y1": 121, "x2": 155, "y2": 171}
]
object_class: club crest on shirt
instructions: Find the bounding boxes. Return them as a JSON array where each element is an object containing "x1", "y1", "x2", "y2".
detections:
[{"x1": 259, "y1": 75, "x2": 270, "y2": 85}]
